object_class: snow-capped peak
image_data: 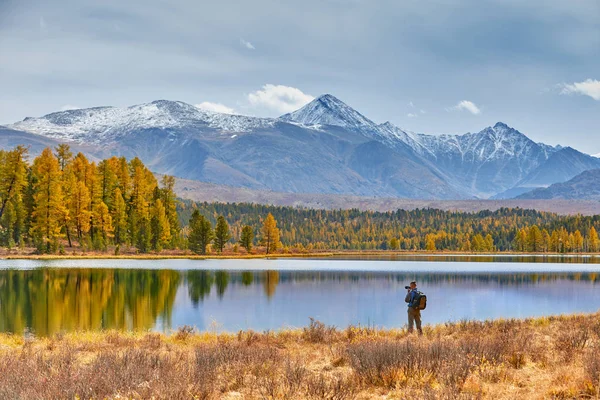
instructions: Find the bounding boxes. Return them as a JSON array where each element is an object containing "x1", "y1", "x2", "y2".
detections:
[
  {"x1": 374, "y1": 121, "x2": 432, "y2": 155},
  {"x1": 9, "y1": 100, "x2": 275, "y2": 144},
  {"x1": 279, "y1": 94, "x2": 377, "y2": 131}
]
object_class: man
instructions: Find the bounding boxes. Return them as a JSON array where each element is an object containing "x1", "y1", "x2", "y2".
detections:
[{"x1": 405, "y1": 281, "x2": 423, "y2": 335}]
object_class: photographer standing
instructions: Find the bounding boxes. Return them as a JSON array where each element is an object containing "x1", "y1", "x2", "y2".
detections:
[{"x1": 405, "y1": 281, "x2": 423, "y2": 335}]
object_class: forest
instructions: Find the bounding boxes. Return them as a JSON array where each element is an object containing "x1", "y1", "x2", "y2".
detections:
[
  {"x1": 1, "y1": 145, "x2": 600, "y2": 254},
  {"x1": 0, "y1": 145, "x2": 179, "y2": 253},
  {"x1": 179, "y1": 201, "x2": 600, "y2": 253}
]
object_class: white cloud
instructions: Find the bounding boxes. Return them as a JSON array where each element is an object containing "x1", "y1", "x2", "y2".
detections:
[
  {"x1": 247, "y1": 84, "x2": 314, "y2": 113},
  {"x1": 407, "y1": 113, "x2": 418, "y2": 118},
  {"x1": 240, "y1": 38, "x2": 255, "y2": 50},
  {"x1": 560, "y1": 79, "x2": 600, "y2": 101},
  {"x1": 408, "y1": 101, "x2": 414, "y2": 107},
  {"x1": 449, "y1": 100, "x2": 481, "y2": 115},
  {"x1": 60, "y1": 104, "x2": 80, "y2": 111},
  {"x1": 195, "y1": 101, "x2": 235, "y2": 114},
  {"x1": 39, "y1": 16, "x2": 46, "y2": 30}
]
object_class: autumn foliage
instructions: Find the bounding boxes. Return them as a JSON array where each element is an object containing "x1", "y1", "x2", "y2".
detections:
[{"x1": 0, "y1": 146, "x2": 180, "y2": 253}]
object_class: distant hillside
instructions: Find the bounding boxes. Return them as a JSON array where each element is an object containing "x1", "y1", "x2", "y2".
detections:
[
  {"x1": 493, "y1": 148, "x2": 600, "y2": 199},
  {"x1": 517, "y1": 169, "x2": 600, "y2": 200},
  {"x1": 170, "y1": 175, "x2": 600, "y2": 215}
]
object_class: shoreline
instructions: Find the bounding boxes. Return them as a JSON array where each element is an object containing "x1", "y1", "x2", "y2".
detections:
[{"x1": 2, "y1": 250, "x2": 600, "y2": 260}]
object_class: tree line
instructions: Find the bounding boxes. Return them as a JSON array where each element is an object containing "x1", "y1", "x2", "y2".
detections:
[
  {"x1": 0, "y1": 145, "x2": 180, "y2": 253},
  {"x1": 2, "y1": 144, "x2": 600, "y2": 254},
  {"x1": 186, "y1": 211, "x2": 281, "y2": 254},
  {"x1": 178, "y1": 202, "x2": 600, "y2": 253}
]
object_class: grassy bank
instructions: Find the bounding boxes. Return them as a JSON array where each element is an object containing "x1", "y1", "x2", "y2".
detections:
[{"x1": 1, "y1": 314, "x2": 600, "y2": 399}]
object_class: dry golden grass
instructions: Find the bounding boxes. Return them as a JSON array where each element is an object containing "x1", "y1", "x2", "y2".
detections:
[{"x1": 1, "y1": 314, "x2": 600, "y2": 399}]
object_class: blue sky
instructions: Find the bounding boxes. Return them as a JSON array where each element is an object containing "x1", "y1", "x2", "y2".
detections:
[{"x1": 0, "y1": 0, "x2": 598, "y2": 152}]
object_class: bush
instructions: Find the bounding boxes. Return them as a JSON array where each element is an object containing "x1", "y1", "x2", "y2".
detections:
[
  {"x1": 302, "y1": 318, "x2": 337, "y2": 343},
  {"x1": 584, "y1": 349, "x2": 600, "y2": 390}
]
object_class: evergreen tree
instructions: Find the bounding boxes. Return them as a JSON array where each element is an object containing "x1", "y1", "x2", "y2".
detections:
[
  {"x1": 240, "y1": 225, "x2": 254, "y2": 252},
  {"x1": 213, "y1": 215, "x2": 231, "y2": 253},
  {"x1": 188, "y1": 210, "x2": 213, "y2": 255},
  {"x1": 73, "y1": 181, "x2": 91, "y2": 242},
  {"x1": 97, "y1": 158, "x2": 119, "y2": 209},
  {"x1": 112, "y1": 188, "x2": 128, "y2": 245},
  {"x1": 92, "y1": 201, "x2": 113, "y2": 251}
]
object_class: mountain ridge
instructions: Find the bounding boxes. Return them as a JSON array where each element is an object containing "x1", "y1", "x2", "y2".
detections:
[
  {"x1": 5, "y1": 94, "x2": 596, "y2": 200},
  {"x1": 516, "y1": 168, "x2": 600, "y2": 200}
]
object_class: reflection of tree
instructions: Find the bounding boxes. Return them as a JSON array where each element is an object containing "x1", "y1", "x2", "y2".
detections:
[
  {"x1": 0, "y1": 268, "x2": 180, "y2": 336},
  {"x1": 187, "y1": 271, "x2": 214, "y2": 307},
  {"x1": 215, "y1": 271, "x2": 230, "y2": 299},
  {"x1": 263, "y1": 270, "x2": 280, "y2": 299},
  {"x1": 241, "y1": 271, "x2": 254, "y2": 286}
]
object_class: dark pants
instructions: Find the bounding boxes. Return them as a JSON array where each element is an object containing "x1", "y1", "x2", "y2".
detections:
[{"x1": 407, "y1": 307, "x2": 422, "y2": 335}]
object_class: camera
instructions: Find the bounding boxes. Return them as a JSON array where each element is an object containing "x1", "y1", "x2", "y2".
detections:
[{"x1": 405, "y1": 286, "x2": 411, "y2": 289}]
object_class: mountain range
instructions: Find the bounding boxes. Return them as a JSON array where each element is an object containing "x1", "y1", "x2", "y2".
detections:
[
  {"x1": 3, "y1": 94, "x2": 599, "y2": 200},
  {"x1": 516, "y1": 169, "x2": 600, "y2": 200}
]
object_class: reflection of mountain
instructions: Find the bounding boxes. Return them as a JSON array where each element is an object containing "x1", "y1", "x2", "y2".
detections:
[{"x1": 0, "y1": 269, "x2": 180, "y2": 335}]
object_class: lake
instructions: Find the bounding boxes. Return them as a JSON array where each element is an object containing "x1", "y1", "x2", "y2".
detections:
[{"x1": 1, "y1": 257, "x2": 599, "y2": 335}]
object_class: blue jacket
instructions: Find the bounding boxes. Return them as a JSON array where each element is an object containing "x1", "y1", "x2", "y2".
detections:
[{"x1": 405, "y1": 288, "x2": 419, "y2": 308}]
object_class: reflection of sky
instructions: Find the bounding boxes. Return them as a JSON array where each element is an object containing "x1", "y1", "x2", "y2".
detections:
[
  {"x1": 3, "y1": 257, "x2": 600, "y2": 271},
  {"x1": 170, "y1": 274, "x2": 600, "y2": 333},
  {"x1": 2, "y1": 258, "x2": 600, "y2": 334}
]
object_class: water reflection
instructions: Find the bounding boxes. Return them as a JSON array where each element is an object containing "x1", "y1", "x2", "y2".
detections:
[
  {"x1": 0, "y1": 269, "x2": 179, "y2": 335},
  {"x1": 326, "y1": 254, "x2": 600, "y2": 263},
  {"x1": 0, "y1": 267, "x2": 599, "y2": 335}
]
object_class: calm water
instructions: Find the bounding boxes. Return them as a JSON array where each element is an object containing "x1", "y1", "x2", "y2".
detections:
[{"x1": 1, "y1": 257, "x2": 600, "y2": 335}]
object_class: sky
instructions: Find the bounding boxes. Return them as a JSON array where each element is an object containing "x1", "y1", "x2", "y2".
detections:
[{"x1": 0, "y1": 0, "x2": 599, "y2": 152}]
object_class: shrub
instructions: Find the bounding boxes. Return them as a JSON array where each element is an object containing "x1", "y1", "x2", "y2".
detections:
[
  {"x1": 584, "y1": 349, "x2": 600, "y2": 390},
  {"x1": 303, "y1": 318, "x2": 337, "y2": 343}
]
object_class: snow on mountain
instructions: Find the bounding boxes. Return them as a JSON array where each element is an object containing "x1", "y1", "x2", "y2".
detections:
[
  {"x1": 6, "y1": 94, "x2": 591, "y2": 200},
  {"x1": 373, "y1": 122, "x2": 435, "y2": 156},
  {"x1": 412, "y1": 122, "x2": 554, "y2": 162},
  {"x1": 279, "y1": 94, "x2": 377, "y2": 131},
  {"x1": 593, "y1": 153, "x2": 600, "y2": 158},
  {"x1": 375, "y1": 122, "x2": 560, "y2": 198},
  {"x1": 10, "y1": 100, "x2": 275, "y2": 144}
]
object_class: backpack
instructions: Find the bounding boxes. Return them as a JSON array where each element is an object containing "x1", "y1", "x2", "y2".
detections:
[{"x1": 414, "y1": 291, "x2": 427, "y2": 310}]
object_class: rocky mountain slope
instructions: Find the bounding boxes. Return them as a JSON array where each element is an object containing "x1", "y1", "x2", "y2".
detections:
[
  {"x1": 516, "y1": 169, "x2": 600, "y2": 200},
  {"x1": 7, "y1": 98, "x2": 460, "y2": 198},
  {"x1": 5, "y1": 94, "x2": 597, "y2": 199}
]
